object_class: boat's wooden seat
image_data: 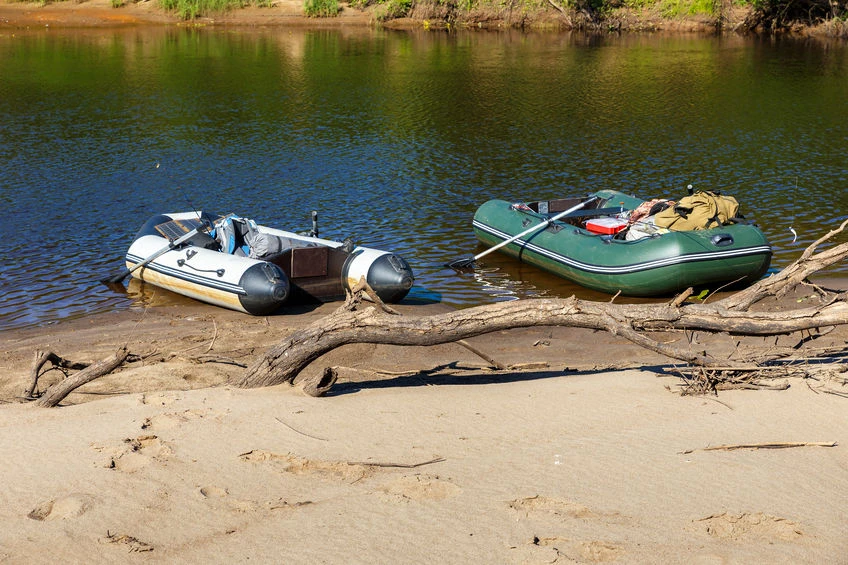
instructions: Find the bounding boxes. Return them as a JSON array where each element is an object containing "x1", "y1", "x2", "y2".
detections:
[
  {"x1": 547, "y1": 198, "x2": 585, "y2": 212},
  {"x1": 561, "y1": 206, "x2": 623, "y2": 219},
  {"x1": 543, "y1": 207, "x2": 623, "y2": 220}
]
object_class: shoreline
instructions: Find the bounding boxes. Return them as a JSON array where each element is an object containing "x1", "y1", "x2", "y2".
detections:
[
  {"x1": 1, "y1": 288, "x2": 847, "y2": 562},
  {"x1": 0, "y1": 0, "x2": 772, "y2": 33},
  {"x1": 2, "y1": 0, "x2": 844, "y2": 43},
  {"x1": 0, "y1": 0, "x2": 374, "y2": 28},
  {"x1": 3, "y1": 276, "x2": 848, "y2": 401}
]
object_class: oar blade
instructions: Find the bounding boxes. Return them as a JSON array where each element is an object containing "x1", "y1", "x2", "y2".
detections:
[
  {"x1": 100, "y1": 269, "x2": 131, "y2": 285},
  {"x1": 446, "y1": 256, "x2": 476, "y2": 270}
]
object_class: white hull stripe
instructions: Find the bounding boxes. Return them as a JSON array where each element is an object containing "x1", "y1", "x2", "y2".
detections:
[
  {"x1": 125, "y1": 253, "x2": 246, "y2": 295},
  {"x1": 473, "y1": 220, "x2": 772, "y2": 275}
]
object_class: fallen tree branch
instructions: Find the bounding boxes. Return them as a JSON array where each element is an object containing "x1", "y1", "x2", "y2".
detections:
[
  {"x1": 35, "y1": 348, "x2": 129, "y2": 408},
  {"x1": 26, "y1": 350, "x2": 88, "y2": 399},
  {"x1": 274, "y1": 416, "x2": 329, "y2": 441},
  {"x1": 225, "y1": 222, "x2": 848, "y2": 393},
  {"x1": 680, "y1": 441, "x2": 837, "y2": 454},
  {"x1": 346, "y1": 457, "x2": 446, "y2": 468},
  {"x1": 233, "y1": 291, "x2": 848, "y2": 389},
  {"x1": 718, "y1": 218, "x2": 848, "y2": 311},
  {"x1": 455, "y1": 339, "x2": 506, "y2": 370}
]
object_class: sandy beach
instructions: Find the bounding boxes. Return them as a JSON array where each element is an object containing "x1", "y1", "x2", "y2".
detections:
[
  {"x1": 2, "y1": 0, "x2": 846, "y2": 560},
  {"x1": 1, "y1": 286, "x2": 847, "y2": 564}
]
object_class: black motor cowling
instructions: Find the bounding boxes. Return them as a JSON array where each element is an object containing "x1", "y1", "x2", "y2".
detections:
[
  {"x1": 366, "y1": 254, "x2": 414, "y2": 304},
  {"x1": 238, "y1": 262, "x2": 290, "y2": 315}
]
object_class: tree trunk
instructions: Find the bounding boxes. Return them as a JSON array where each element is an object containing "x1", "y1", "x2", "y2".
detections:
[
  {"x1": 233, "y1": 222, "x2": 848, "y2": 391},
  {"x1": 232, "y1": 295, "x2": 848, "y2": 389}
]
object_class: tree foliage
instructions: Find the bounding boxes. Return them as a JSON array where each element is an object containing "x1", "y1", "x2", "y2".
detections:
[{"x1": 745, "y1": 0, "x2": 847, "y2": 31}]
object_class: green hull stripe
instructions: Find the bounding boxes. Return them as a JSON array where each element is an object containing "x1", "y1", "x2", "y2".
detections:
[{"x1": 473, "y1": 220, "x2": 772, "y2": 275}]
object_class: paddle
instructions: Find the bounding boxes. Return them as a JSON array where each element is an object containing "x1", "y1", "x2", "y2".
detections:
[
  {"x1": 100, "y1": 218, "x2": 212, "y2": 285},
  {"x1": 448, "y1": 196, "x2": 598, "y2": 269}
]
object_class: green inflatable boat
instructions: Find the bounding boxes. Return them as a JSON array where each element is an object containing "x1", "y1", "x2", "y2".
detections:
[{"x1": 470, "y1": 189, "x2": 772, "y2": 297}]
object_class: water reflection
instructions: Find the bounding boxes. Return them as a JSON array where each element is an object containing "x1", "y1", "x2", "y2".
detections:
[{"x1": 1, "y1": 28, "x2": 846, "y2": 330}]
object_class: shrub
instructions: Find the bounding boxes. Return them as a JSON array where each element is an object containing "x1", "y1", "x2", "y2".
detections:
[
  {"x1": 374, "y1": 0, "x2": 412, "y2": 19},
  {"x1": 304, "y1": 0, "x2": 341, "y2": 16}
]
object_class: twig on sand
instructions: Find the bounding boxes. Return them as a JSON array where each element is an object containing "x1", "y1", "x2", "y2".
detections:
[
  {"x1": 680, "y1": 441, "x2": 837, "y2": 454},
  {"x1": 275, "y1": 416, "x2": 329, "y2": 441},
  {"x1": 347, "y1": 457, "x2": 446, "y2": 468},
  {"x1": 205, "y1": 319, "x2": 218, "y2": 354},
  {"x1": 456, "y1": 339, "x2": 506, "y2": 370}
]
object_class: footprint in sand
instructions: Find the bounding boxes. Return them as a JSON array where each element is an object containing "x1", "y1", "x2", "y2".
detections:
[
  {"x1": 508, "y1": 496, "x2": 626, "y2": 563},
  {"x1": 198, "y1": 484, "x2": 308, "y2": 514},
  {"x1": 199, "y1": 485, "x2": 229, "y2": 498},
  {"x1": 379, "y1": 474, "x2": 461, "y2": 502},
  {"x1": 508, "y1": 495, "x2": 624, "y2": 522},
  {"x1": 239, "y1": 450, "x2": 373, "y2": 482},
  {"x1": 509, "y1": 495, "x2": 598, "y2": 519},
  {"x1": 141, "y1": 408, "x2": 213, "y2": 431},
  {"x1": 140, "y1": 392, "x2": 182, "y2": 406},
  {"x1": 239, "y1": 450, "x2": 455, "y2": 500},
  {"x1": 690, "y1": 512, "x2": 806, "y2": 543},
  {"x1": 28, "y1": 493, "x2": 95, "y2": 521},
  {"x1": 526, "y1": 536, "x2": 624, "y2": 563},
  {"x1": 106, "y1": 435, "x2": 173, "y2": 472}
]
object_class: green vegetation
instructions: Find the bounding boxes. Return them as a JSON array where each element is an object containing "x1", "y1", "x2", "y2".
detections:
[
  {"x1": 147, "y1": 0, "x2": 846, "y2": 31},
  {"x1": 158, "y1": 0, "x2": 273, "y2": 20},
  {"x1": 304, "y1": 0, "x2": 340, "y2": 16},
  {"x1": 374, "y1": 0, "x2": 411, "y2": 20},
  {"x1": 659, "y1": 0, "x2": 716, "y2": 17},
  {"x1": 745, "y1": 0, "x2": 847, "y2": 30}
]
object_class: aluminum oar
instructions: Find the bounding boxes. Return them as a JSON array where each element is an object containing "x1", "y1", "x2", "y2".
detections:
[
  {"x1": 100, "y1": 217, "x2": 212, "y2": 285},
  {"x1": 448, "y1": 196, "x2": 598, "y2": 269}
]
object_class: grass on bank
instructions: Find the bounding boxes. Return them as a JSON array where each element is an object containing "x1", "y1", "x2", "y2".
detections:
[
  {"x1": 66, "y1": 0, "x2": 848, "y2": 29},
  {"x1": 151, "y1": 0, "x2": 340, "y2": 17},
  {"x1": 156, "y1": 0, "x2": 280, "y2": 19}
]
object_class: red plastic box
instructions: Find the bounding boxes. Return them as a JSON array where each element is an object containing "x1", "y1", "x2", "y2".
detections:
[{"x1": 586, "y1": 217, "x2": 627, "y2": 235}]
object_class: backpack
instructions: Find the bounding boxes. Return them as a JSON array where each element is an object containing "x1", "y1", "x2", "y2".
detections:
[
  {"x1": 653, "y1": 190, "x2": 739, "y2": 231},
  {"x1": 213, "y1": 216, "x2": 314, "y2": 259}
]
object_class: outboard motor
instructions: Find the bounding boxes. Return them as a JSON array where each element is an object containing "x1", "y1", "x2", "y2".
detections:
[
  {"x1": 343, "y1": 249, "x2": 414, "y2": 303},
  {"x1": 238, "y1": 262, "x2": 290, "y2": 315},
  {"x1": 366, "y1": 254, "x2": 414, "y2": 303}
]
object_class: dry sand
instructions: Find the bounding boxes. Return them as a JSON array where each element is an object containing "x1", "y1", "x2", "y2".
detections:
[{"x1": 1, "y1": 287, "x2": 847, "y2": 564}]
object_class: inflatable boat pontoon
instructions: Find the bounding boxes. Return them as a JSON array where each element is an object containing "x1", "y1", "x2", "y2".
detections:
[
  {"x1": 471, "y1": 189, "x2": 772, "y2": 297},
  {"x1": 123, "y1": 211, "x2": 414, "y2": 315}
]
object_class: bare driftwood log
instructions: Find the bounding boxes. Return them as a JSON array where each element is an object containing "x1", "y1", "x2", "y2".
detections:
[
  {"x1": 26, "y1": 350, "x2": 88, "y2": 399},
  {"x1": 33, "y1": 348, "x2": 129, "y2": 408},
  {"x1": 234, "y1": 221, "x2": 848, "y2": 392}
]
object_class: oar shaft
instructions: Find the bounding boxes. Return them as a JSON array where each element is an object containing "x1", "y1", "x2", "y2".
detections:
[
  {"x1": 125, "y1": 224, "x2": 204, "y2": 276},
  {"x1": 473, "y1": 197, "x2": 597, "y2": 262}
]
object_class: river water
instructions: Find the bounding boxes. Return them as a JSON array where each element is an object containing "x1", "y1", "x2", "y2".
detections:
[{"x1": 1, "y1": 28, "x2": 846, "y2": 330}]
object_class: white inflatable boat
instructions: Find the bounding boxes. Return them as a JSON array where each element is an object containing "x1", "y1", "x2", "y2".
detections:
[{"x1": 123, "y1": 211, "x2": 415, "y2": 315}]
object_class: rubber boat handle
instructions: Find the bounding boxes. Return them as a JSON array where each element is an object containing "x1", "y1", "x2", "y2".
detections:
[
  {"x1": 711, "y1": 234, "x2": 734, "y2": 247},
  {"x1": 472, "y1": 197, "x2": 599, "y2": 263}
]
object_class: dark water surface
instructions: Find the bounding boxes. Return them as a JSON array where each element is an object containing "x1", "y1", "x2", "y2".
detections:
[{"x1": 1, "y1": 28, "x2": 847, "y2": 330}]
